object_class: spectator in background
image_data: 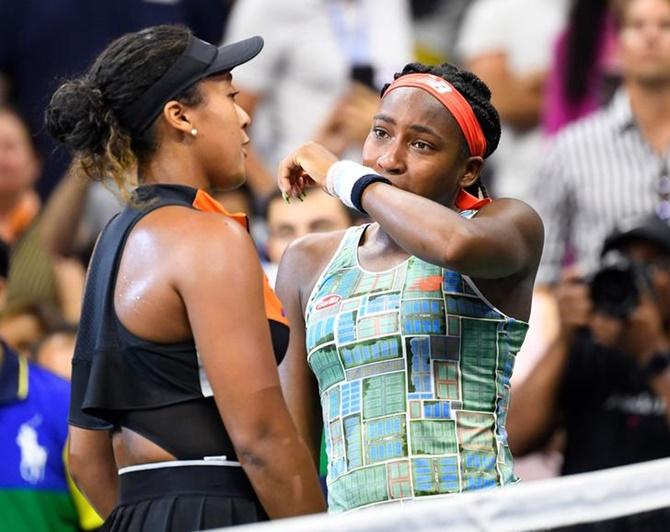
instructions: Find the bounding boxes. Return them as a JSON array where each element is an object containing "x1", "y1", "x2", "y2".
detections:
[
  {"x1": 0, "y1": 238, "x2": 102, "y2": 532},
  {"x1": 0, "y1": 106, "x2": 53, "y2": 355},
  {"x1": 411, "y1": 0, "x2": 474, "y2": 65},
  {"x1": 33, "y1": 324, "x2": 78, "y2": 381},
  {"x1": 0, "y1": 0, "x2": 230, "y2": 201},
  {"x1": 534, "y1": 0, "x2": 670, "y2": 287},
  {"x1": 262, "y1": 187, "x2": 354, "y2": 286},
  {"x1": 543, "y1": 0, "x2": 620, "y2": 136},
  {"x1": 224, "y1": 0, "x2": 413, "y2": 200},
  {"x1": 456, "y1": 0, "x2": 569, "y2": 202},
  {"x1": 508, "y1": 214, "x2": 670, "y2": 476},
  {"x1": 0, "y1": 107, "x2": 40, "y2": 245},
  {"x1": 0, "y1": 148, "x2": 87, "y2": 354}
]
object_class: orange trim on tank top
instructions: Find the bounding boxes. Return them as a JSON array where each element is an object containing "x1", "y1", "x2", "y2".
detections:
[
  {"x1": 192, "y1": 189, "x2": 289, "y2": 326},
  {"x1": 455, "y1": 188, "x2": 492, "y2": 211},
  {"x1": 192, "y1": 189, "x2": 249, "y2": 230}
]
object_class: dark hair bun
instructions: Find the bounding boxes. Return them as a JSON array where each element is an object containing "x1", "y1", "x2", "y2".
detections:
[{"x1": 45, "y1": 79, "x2": 110, "y2": 154}]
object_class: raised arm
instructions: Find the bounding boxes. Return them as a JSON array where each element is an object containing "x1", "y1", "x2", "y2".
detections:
[
  {"x1": 278, "y1": 142, "x2": 543, "y2": 280},
  {"x1": 37, "y1": 163, "x2": 91, "y2": 257},
  {"x1": 176, "y1": 214, "x2": 325, "y2": 518},
  {"x1": 358, "y1": 184, "x2": 543, "y2": 279}
]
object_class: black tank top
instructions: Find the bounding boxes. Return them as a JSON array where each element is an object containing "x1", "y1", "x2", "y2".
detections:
[{"x1": 69, "y1": 184, "x2": 289, "y2": 459}]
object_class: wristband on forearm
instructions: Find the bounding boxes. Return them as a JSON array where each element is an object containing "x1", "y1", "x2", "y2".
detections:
[{"x1": 325, "y1": 160, "x2": 391, "y2": 214}]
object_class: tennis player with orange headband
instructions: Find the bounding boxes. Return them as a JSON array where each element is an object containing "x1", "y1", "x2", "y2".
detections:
[{"x1": 275, "y1": 63, "x2": 544, "y2": 512}]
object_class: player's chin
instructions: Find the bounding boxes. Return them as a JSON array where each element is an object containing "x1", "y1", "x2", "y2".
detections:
[
  {"x1": 215, "y1": 167, "x2": 246, "y2": 191},
  {"x1": 231, "y1": 166, "x2": 248, "y2": 189}
]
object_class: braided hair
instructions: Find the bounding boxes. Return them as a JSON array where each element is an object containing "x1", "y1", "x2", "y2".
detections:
[
  {"x1": 382, "y1": 63, "x2": 501, "y2": 199},
  {"x1": 45, "y1": 25, "x2": 204, "y2": 203}
]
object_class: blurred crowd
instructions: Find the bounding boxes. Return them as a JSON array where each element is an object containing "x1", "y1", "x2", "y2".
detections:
[{"x1": 1, "y1": 0, "x2": 669, "y2": 529}]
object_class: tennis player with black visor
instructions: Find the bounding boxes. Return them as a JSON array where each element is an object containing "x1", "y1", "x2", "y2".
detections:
[{"x1": 46, "y1": 26, "x2": 325, "y2": 531}]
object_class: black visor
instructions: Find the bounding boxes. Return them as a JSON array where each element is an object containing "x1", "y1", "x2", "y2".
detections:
[{"x1": 119, "y1": 35, "x2": 263, "y2": 135}]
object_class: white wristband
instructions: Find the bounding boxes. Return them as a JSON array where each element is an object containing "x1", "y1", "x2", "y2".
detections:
[{"x1": 325, "y1": 160, "x2": 378, "y2": 210}]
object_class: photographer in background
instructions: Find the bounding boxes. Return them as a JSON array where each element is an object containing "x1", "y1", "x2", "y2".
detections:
[{"x1": 508, "y1": 214, "x2": 670, "y2": 475}]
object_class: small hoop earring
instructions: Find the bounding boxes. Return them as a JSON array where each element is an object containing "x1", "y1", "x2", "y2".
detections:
[{"x1": 190, "y1": 128, "x2": 198, "y2": 137}]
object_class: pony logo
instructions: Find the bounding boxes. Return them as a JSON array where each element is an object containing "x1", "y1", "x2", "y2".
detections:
[
  {"x1": 16, "y1": 415, "x2": 48, "y2": 484},
  {"x1": 423, "y1": 77, "x2": 452, "y2": 94}
]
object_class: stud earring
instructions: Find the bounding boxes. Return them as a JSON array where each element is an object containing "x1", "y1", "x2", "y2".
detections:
[{"x1": 190, "y1": 128, "x2": 198, "y2": 137}]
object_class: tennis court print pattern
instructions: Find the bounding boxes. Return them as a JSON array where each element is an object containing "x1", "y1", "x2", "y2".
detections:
[{"x1": 305, "y1": 216, "x2": 529, "y2": 512}]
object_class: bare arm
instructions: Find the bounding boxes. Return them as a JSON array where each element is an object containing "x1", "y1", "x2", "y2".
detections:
[
  {"x1": 360, "y1": 184, "x2": 543, "y2": 279},
  {"x1": 277, "y1": 142, "x2": 544, "y2": 280},
  {"x1": 67, "y1": 427, "x2": 118, "y2": 518},
  {"x1": 37, "y1": 164, "x2": 90, "y2": 257},
  {"x1": 275, "y1": 236, "x2": 327, "y2": 465},
  {"x1": 176, "y1": 215, "x2": 325, "y2": 518},
  {"x1": 466, "y1": 53, "x2": 545, "y2": 130}
]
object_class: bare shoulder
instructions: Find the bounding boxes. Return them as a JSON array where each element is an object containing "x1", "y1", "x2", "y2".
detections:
[
  {"x1": 284, "y1": 229, "x2": 347, "y2": 272},
  {"x1": 479, "y1": 198, "x2": 544, "y2": 243},
  {"x1": 135, "y1": 205, "x2": 258, "y2": 274},
  {"x1": 277, "y1": 229, "x2": 350, "y2": 310}
]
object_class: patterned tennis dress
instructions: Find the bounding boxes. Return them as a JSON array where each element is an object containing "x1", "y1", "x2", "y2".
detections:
[{"x1": 305, "y1": 212, "x2": 529, "y2": 512}]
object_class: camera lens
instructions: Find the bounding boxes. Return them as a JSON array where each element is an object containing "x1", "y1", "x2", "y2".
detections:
[
  {"x1": 589, "y1": 252, "x2": 642, "y2": 318},
  {"x1": 590, "y1": 268, "x2": 639, "y2": 318}
]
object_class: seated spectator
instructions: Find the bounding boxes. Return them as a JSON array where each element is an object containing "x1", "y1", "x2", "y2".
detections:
[
  {"x1": 32, "y1": 324, "x2": 78, "y2": 381},
  {"x1": 0, "y1": 106, "x2": 40, "y2": 245},
  {"x1": 0, "y1": 0, "x2": 231, "y2": 201},
  {"x1": 0, "y1": 161, "x2": 87, "y2": 354},
  {"x1": 508, "y1": 214, "x2": 670, "y2": 474},
  {"x1": 0, "y1": 240, "x2": 101, "y2": 531},
  {"x1": 262, "y1": 187, "x2": 355, "y2": 285}
]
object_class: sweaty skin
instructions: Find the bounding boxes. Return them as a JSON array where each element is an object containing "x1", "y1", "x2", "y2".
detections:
[{"x1": 69, "y1": 74, "x2": 325, "y2": 519}]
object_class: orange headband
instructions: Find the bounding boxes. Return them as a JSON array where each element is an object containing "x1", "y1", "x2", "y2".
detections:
[{"x1": 382, "y1": 73, "x2": 487, "y2": 158}]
